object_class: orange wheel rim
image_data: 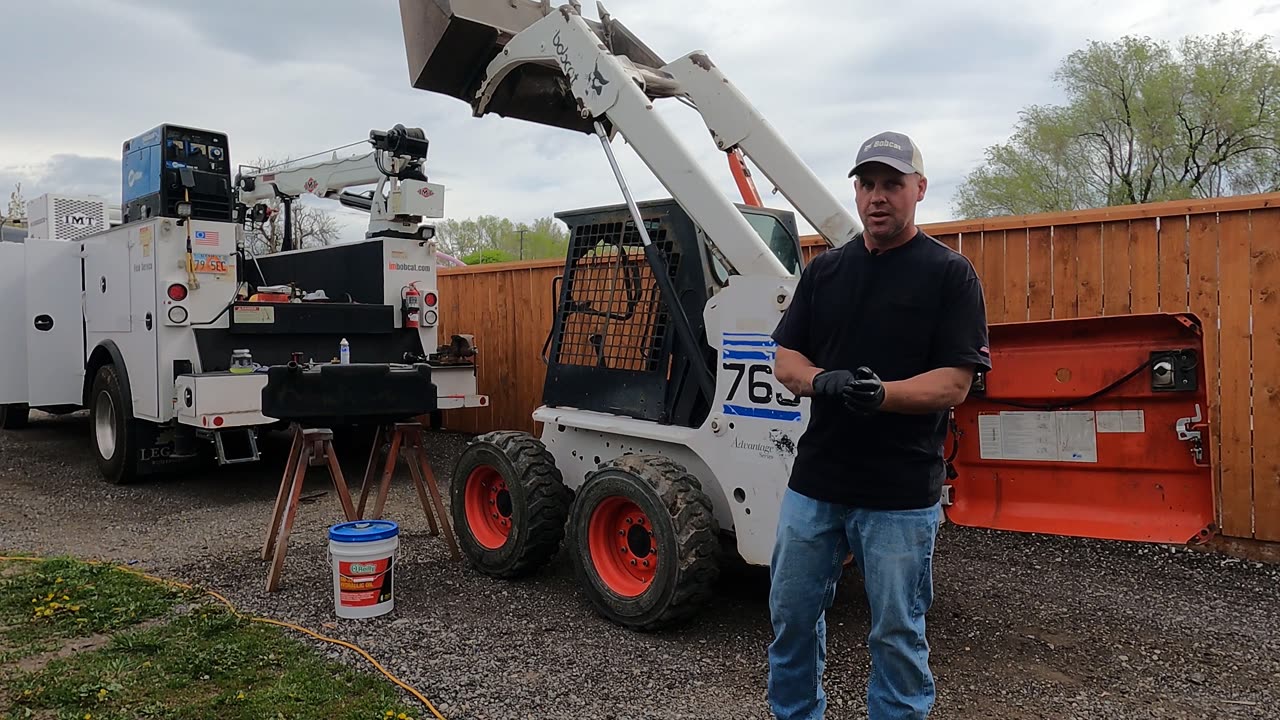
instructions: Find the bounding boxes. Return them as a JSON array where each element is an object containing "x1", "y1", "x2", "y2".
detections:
[
  {"x1": 587, "y1": 496, "x2": 657, "y2": 597},
  {"x1": 464, "y1": 465, "x2": 511, "y2": 549}
]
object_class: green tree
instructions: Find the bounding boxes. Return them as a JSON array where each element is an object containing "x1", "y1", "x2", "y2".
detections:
[
  {"x1": 436, "y1": 214, "x2": 569, "y2": 261},
  {"x1": 461, "y1": 248, "x2": 518, "y2": 264},
  {"x1": 952, "y1": 32, "x2": 1280, "y2": 218}
]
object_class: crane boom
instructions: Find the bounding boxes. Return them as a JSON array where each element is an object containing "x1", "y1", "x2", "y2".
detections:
[
  {"x1": 234, "y1": 125, "x2": 446, "y2": 250},
  {"x1": 236, "y1": 153, "x2": 384, "y2": 205}
]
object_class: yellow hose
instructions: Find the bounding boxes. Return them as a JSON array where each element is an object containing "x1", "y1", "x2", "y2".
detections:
[{"x1": 0, "y1": 555, "x2": 446, "y2": 720}]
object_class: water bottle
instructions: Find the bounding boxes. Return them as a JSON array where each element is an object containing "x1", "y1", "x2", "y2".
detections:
[{"x1": 339, "y1": 338, "x2": 350, "y2": 365}]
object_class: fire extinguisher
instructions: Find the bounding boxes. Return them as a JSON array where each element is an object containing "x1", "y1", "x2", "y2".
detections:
[{"x1": 402, "y1": 283, "x2": 421, "y2": 328}]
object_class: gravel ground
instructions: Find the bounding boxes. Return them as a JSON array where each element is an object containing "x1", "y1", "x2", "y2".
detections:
[{"x1": 2, "y1": 411, "x2": 1277, "y2": 719}]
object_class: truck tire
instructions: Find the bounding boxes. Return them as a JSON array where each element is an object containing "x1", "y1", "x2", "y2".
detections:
[
  {"x1": 451, "y1": 431, "x2": 572, "y2": 578},
  {"x1": 568, "y1": 454, "x2": 720, "y2": 632},
  {"x1": 0, "y1": 403, "x2": 30, "y2": 430},
  {"x1": 89, "y1": 364, "x2": 139, "y2": 485}
]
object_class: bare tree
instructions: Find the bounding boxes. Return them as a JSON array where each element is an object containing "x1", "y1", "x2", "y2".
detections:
[{"x1": 239, "y1": 157, "x2": 341, "y2": 256}]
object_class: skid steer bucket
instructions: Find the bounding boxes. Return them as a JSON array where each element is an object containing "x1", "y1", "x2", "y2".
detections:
[
  {"x1": 946, "y1": 312, "x2": 1217, "y2": 546},
  {"x1": 397, "y1": 0, "x2": 665, "y2": 133}
]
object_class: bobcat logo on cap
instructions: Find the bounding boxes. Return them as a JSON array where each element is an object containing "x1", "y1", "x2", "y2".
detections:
[{"x1": 865, "y1": 139, "x2": 904, "y2": 152}]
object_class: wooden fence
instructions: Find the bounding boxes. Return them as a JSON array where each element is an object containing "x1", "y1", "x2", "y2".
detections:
[{"x1": 436, "y1": 192, "x2": 1280, "y2": 543}]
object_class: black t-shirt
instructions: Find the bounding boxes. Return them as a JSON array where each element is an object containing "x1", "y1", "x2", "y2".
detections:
[{"x1": 771, "y1": 229, "x2": 991, "y2": 510}]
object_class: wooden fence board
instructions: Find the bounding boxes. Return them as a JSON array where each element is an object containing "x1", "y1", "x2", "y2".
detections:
[
  {"x1": 1076, "y1": 223, "x2": 1104, "y2": 318},
  {"x1": 1158, "y1": 216, "x2": 1189, "y2": 311},
  {"x1": 1027, "y1": 227, "x2": 1053, "y2": 321},
  {"x1": 1129, "y1": 218, "x2": 1160, "y2": 313},
  {"x1": 1052, "y1": 225, "x2": 1079, "y2": 318},
  {"x1": 1004, "y1": 229, "x2": 1029, "y2": 322},
  {"x1": 1218, "y1": 211, "x2": 1255, "y2": 539},
  {"x1": 982, "y1": 231, "x2": 1007, "y2": 324},
  {"x1": 1251, "y1": 208, "x2": 1280, "y2": 542},
  {"x1": 1187, "y1": 214, "x2": 1223, "y2": 526},
  {"x1": 1102, "y1": 220, "x2": 1132, "y2": 316}
]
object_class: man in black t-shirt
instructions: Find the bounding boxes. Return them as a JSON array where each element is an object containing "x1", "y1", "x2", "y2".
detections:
[{"x1": 765, "y1": 131, "x2": 991, "y2": 720}]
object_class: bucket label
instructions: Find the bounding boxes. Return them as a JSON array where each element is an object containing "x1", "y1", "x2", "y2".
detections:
[{"x1": 338, "y1": 556, "x2": 394, "y2": 607}]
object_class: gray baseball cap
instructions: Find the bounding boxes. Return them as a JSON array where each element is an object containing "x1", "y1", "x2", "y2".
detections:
[{"x1": 847, "y1": 131, "x2": 925, "y2": 178}]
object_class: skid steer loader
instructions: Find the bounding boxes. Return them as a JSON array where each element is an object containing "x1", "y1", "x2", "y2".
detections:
[{"x1": 395, "y1": 0, "x2": 1219, "y2": 631}]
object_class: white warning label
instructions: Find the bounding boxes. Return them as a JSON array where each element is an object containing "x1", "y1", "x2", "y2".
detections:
[{"x1": 977, "y1": 410, "x2": 1099, "y2": 463}]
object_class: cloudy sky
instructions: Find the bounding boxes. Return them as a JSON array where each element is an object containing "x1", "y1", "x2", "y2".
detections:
[{"x1": 2, "y1": 0, "x2": 1276, "y2": 240}]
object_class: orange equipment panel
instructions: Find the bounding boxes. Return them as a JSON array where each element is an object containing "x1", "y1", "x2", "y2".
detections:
[{"x1": 946, "y1": 312, "x2": 1216, "y2": 546}]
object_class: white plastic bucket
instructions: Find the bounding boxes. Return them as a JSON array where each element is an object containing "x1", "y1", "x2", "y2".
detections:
[{"x1": 328, "y1": 520, "x2": 399, "y2": 619}]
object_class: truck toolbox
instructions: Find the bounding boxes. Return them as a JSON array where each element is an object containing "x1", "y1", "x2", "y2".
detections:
[{"x1": 260, "y1": 363, "x2": 437, "y2": 426}]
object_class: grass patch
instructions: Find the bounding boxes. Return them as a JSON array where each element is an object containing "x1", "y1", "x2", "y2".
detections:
[
  {"x1": 0, "y1": 557, "x2": 191, "y2": 664},
  {"x1": 1, "y1": 557, "x2": 428, "y2": 720}
]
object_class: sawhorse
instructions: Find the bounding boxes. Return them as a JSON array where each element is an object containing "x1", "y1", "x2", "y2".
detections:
[
  {"x1": 261, "y1": 425, "x2": 358, "y2": 592},
  {"x1": 358, "y1": 422, "x2": 459, "y2": 560}
]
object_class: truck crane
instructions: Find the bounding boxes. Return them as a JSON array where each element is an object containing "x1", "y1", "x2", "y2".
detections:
[
  {"x1": 393, "y1": 0, "x2": 1217, "y2": 632},
  {"x1": 0, "y1": 122, "x2": 485, "y2": 486}
]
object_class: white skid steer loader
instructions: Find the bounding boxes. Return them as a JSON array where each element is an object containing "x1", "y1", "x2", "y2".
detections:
[{"x1": 397, "y1": 0, "x2": 863, "y2": 631}]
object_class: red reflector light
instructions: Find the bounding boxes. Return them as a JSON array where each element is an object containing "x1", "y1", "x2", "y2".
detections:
[
  {"x1": 424, "y1": 292, "x2": 437, "y2": 307},
  {"x1": 167, "y1": 284, "x2": 188, "y2": 301}
]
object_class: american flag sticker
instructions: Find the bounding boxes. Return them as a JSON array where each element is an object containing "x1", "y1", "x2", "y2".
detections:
[{"x1": 194, "y1": 230, "x2": 220, "y2": 246}]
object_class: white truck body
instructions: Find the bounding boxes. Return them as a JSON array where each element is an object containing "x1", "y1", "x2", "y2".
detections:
[{"x1": 0, "y1": 193, "x2": 483, "y2": 480}]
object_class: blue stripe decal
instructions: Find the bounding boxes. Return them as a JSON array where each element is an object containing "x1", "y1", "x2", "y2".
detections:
[
  {"x1": 723, "y1": 332, "x2": 772, "y2": 337},
  {"x1": 722, "y1": 349, "x2": 773, "y2": 360},
  {"x1": 723, "y1": 339, "x2": 775, "y2": 347},
  {"x1": 723, "y1": 404, "x2": 803, "y2": 422}
]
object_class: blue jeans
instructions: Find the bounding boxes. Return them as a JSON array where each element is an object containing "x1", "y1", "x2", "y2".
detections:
[{"x1": 767, "y1": 488, "x2": 943, "y2": 720}]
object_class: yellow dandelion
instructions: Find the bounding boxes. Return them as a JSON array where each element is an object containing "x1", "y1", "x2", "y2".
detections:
[
  {"x1": 62, "y1": 595, "x2": 70, "y2": 601},
  {"x1": 398, "y1": 714, "x2": 408, "y2": 720},
  {"x1": 84, "y1": 715, "x2": 92, "y2": 720},
  {"x1": 142, "y1": 661, "x2": 151, "y2": 668},
  {"x1": 236, "y1": 691, "x2": 245, "y2": 700},
  {"x1": 55, "y1": 577, "x2": 63, "y2": 583},
  {"x1": 386, "y1": 712, "x2": 395, "y2": 718}
]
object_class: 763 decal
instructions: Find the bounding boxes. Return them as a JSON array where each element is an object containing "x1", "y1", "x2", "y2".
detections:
[{"x1": 720, "y1": 333, "x2": 803, "y2": 422}]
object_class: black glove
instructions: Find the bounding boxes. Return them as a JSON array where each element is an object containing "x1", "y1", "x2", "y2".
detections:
[
  {"x1": 841, "y1": 366, "x2": 885, "y2": 414},
  {"x1": 812, "y1": 369, "x2": 854, "y2": 398}
]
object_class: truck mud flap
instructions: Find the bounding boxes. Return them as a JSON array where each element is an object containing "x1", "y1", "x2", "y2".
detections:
[{"x1": 946, "y1": 312, "x2": 1216, "y2": 545}]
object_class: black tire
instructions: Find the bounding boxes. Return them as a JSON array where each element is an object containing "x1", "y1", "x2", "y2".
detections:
[
  {"x1": 89, "y1": 364, "x2": 139, "y2": 485},
  {"x1": 451, "y1": 430, "x2": 572, "y2": 578},
  {"x1": 0, "y1": 403, "x2": 30, "y2": 430},
  {"x1": 568, "y1": 454, "x2": 720, "y2": 632}
]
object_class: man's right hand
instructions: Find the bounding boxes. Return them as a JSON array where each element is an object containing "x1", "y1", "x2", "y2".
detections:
[{"x1": 812, "y1": 369, "x2": 854, "y2": 398}]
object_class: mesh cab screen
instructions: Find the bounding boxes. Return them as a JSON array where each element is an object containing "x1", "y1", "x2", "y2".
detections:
[{"x1": 552, "y1": 218, "x2": 678, "y2": 372}]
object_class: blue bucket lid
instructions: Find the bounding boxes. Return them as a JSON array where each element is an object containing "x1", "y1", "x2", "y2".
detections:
[{"x1": 329, "y1": 520, "x2": 399, "y2": 543}]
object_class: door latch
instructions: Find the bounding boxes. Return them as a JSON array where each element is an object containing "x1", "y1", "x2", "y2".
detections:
[{"x1": 1175, "y1": 403, "x2": 1210, "y2": 467}]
